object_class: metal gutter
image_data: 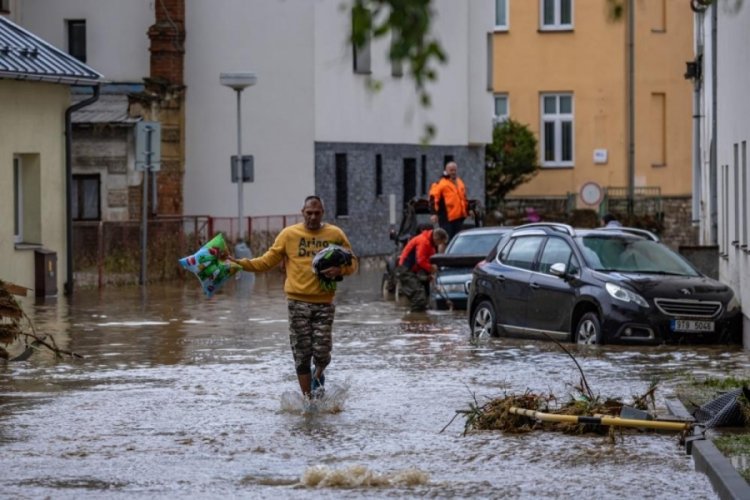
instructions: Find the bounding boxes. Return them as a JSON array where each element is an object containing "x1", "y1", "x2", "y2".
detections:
[{"x1": 64, "y1": 84, "x2": 101, "y2": 296}]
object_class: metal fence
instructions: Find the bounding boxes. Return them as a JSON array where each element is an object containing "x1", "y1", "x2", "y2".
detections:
[{"x1": 72, "y1": 214, "x2": 301, "y2": 288}]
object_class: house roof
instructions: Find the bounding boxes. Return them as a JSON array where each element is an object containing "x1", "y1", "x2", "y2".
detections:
[
  {"x1": 71, "y1": 93, "x2": 141, "y2": 125},
  {"x1": 0, "y1": 16, "x2": 102, "y2": 85}
]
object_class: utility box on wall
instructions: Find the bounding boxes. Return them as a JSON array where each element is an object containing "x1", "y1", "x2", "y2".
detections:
[{"x1": 34, "y1": 249, "x2": 57, "y2": 297}]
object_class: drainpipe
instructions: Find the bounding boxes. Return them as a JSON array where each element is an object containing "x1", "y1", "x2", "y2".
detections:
[
  {"x1": 692, "y1": 12, "x2": 704, "y2": 227},
  {"x1": 709, "y1": 3, "x2": 718, "y2": 245},
  {"x1": 64, "y1": 84, "x2": 101, "y2": 296},
  {"x1": 626, "y1": 0, "x2": 635, "y2": 216}
]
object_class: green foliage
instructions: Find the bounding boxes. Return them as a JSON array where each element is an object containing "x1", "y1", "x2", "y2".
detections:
[
  {"x1": 352, "y1": 0, "x2": 446, "y2": 143},
  {"x1": 485, "y1": 119, "x2": 540, "y2": 209}
]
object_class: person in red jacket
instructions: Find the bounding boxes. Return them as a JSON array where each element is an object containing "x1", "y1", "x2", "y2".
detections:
[
  {"x1": 429, "y1": 161, "x2": 470, "y2": 241},
  {"x1": 396, "y1": 228, "x2": 449, "y2": 312}
]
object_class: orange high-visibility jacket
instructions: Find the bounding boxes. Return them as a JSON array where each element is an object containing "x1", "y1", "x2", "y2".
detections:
[
  {"x1": 430, "y1": 177, "x2": 468, "y2": 222},
  {"x1": 398, "y1": 229, "x2": 437, "y2": 273}
]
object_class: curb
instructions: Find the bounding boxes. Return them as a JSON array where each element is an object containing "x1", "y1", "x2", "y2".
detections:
[{"x1": 665, "y1": 398, "x2": 750, "y2": 500}]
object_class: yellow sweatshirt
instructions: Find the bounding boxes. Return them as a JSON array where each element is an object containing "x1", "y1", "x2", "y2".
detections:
[{"x1": 235, "y1": 223, "x2": 358, "y2": 303}]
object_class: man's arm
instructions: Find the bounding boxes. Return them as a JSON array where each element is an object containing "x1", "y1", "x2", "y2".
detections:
[{"x1": 229, "y1": 231, "x2": 286, "y2": 272}]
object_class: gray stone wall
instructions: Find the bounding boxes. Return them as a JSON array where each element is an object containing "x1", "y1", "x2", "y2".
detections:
[{"x1": 315, "y1": 142, "x2": 485, "y2": 256}]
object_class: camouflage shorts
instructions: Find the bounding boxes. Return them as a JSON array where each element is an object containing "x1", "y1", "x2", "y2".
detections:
[{"x1": 287, "y1": 300, "x2": 335, "y2": 375}]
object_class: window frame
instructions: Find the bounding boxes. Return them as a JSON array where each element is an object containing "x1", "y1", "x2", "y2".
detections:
[
  {"x1": 13, "y1": 156, "x2": 22, "y2": 244},
  {"x1": 495, "y1": 0, "x2": 509, "y2": 31},
  {"x1": 66, "y1": 19, "x2": 87, "y2": 63},
  {"x1": 539, "y1": 0, "x2": 573, "y2": 31},
  {"x1": 72, "y1": 173, "x2": 101, "y2": 221},
  {"x1": 540, "y1": 92, "x2": 574, "y2": 168},
  {"x1": 494, "y1": 93, "x2": 509, "y2": 124},
  {"x1": 335, "y1": 153, "x2": 349, "y2": 217}
]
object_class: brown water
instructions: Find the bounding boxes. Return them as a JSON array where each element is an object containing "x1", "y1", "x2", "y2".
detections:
[{"x1": 1, "y1": 267, "x2": 743, "y2": 498}]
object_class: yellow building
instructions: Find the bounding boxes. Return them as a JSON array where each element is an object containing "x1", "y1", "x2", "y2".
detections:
[
  {"x1": 0, "y1": 16, "x2": 101, "y2": 296},
  {"x1": 492, "y1": 0, "x2": 693, "y2": 211}
]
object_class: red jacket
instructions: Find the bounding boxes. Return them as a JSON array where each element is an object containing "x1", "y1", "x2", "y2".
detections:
[
  {"x1": 398, "y1": 230, "x2": 437, "y2": 273},
  {"x1": 430, "y1": 177, "x2": 468, "y2": 222}
]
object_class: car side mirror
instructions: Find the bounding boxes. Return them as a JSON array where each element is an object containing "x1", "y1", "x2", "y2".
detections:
[{"x1": 550, "y1": 262, "x2": 567, "y2": 277}]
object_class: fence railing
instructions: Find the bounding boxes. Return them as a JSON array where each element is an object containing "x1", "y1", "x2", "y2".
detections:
[{"x1": 72, "y1": 214, "x2": 301, "y2": 289}]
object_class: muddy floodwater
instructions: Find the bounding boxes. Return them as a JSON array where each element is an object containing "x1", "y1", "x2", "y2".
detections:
[{"x1": 1, "y1": 266, "x2": 747, "y2": 498}]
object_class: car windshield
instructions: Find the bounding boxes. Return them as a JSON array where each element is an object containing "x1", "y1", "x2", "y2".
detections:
[
  {"x1": 448, "y1": 233, "x2": 505, "y2": 255},
  {"x1": 577, "y1": 235, "x2": 700, "y2": 276}
]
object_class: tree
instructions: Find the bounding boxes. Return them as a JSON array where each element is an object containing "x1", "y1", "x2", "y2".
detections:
[{"x1": 485, "y1": 119, "x2": 540, "y2": 209}]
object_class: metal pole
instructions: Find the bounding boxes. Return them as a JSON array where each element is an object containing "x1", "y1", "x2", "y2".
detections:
[
  {"x1": 236, "y1": 88, "x2": 244, "y2": 242},
  {"x1": 140, "y1": 167, "x2": 148, "y2": 285},
  {"x1": 627, "y1": 0, "x2": 635, "y2": 217}
]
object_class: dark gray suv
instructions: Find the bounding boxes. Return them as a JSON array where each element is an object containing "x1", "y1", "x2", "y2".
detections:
[{"x1": 467, "y1": 223, "x2": 742, "y2": 345}]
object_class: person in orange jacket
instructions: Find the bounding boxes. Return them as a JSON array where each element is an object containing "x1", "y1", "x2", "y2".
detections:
[
  {"x1": 429, "y1": 161, "x2": 470, "y2": 241},
  {"x1": 396, "y1": 228, "x2": 449, "y2": 311}
]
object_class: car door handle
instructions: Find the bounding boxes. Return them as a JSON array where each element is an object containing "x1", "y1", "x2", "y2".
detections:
[
  {"x1": 495, "y1": 275, "x2": 506, "y2": 282},
  {"x1": 529, "y1": 282, "x2": 540, "y2": 289}
]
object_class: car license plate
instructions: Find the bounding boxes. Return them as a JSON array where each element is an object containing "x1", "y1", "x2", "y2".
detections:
[{"x1": 670, "y1": 319, "x2": 714, "y2": 332}]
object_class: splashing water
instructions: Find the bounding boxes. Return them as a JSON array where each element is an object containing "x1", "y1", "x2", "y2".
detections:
[
  {"x1": 300, "y1": 465, "x2": 430, "y2": 489},
  {"x1": 279, "y1": 380, "x2": 350, "y2": 414}
]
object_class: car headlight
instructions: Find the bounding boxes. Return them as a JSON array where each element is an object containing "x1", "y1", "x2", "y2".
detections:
[
  {"x1": 727, "y1": 294, "x2": 741, "y2": 313},
  {"x1": 605, "y1": 282, "x2": 649, "y2": 308},
  {"x1": 437, "y1": 283, "x2": 466, "y2": 294}
]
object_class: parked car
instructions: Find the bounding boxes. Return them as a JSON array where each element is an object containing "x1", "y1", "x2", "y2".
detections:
[
  {"x1": 467, "y1": 223, "x2": 742, "y2": 344},
  {"x1": 429, "y1": 226, "x2": 512, "y2": 310},
  {"x1": 382, "y1": 196, "x2": 484, "y2": 300}
]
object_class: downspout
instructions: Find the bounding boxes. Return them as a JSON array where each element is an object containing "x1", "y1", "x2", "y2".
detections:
[
  {"x1": 626, "y1": 0, "x2": 635, "y2": 216},
  {"x1": 692, "y1": 12, "x2": 704, "y2": 227},
  {"x1": 64, "y1": 84, "x2": 101, "y2": 296},
  {"x1": 709, "y1": 2, "x2": 718, "y2": 245}
]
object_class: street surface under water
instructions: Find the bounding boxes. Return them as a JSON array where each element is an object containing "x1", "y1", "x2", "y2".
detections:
[{"x1": 1, "y1": 266, "x2": 748, "y2": 499}]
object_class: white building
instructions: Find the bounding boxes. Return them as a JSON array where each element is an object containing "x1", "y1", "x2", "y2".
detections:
[
  {"x1": 693, "y1": 1, "x2": 750, "y2": 346},
  {"x1": 17, "y1": 0, "x2": 494, "y2": 255}
]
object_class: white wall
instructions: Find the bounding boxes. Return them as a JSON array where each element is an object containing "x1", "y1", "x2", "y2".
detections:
[
  {"x1": 18, "y1": 0, "x2": 152, "y2": 82},
  {"x1": 714, "y1": 3, "x2": 750, "y2": 346},
  {"x1": 314, "y1": 0, "x2": 492, "y2": 146},
  {"x1": 183, "y1": 0, "x2": 316, "y2": 218}
]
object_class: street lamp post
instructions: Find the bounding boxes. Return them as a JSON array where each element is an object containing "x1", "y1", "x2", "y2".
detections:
[{"x1": 220, "y1": 71, "x2": 257, "y2": 243}]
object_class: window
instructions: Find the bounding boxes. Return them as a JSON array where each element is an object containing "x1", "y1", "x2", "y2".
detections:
[
  {"x1": 335, "y1": 154, "x2": 348, "y2": 216},
  {"x1": 13, "y1": 154, "x2": 41, "y2": 245},
  {"x1": 375, "y1": 154, "x2": 383, "y2": 196},
  {"x1": 66, "y1": 19, "x2": 86, "y2": 63},
  {"x1": 420, "y1": 155, "x2": 427, "y2": 195},
  {"x1": 494, "y1": 94, "x2": 509, "y2": 124},
  {"x1": 352, "y1": 9, "x2": 371, "y2": 74},
  {"x1": 538, "y1": 237, "x2": 573, "y2": 275},
  {"x1": 541, "y1": 93, "x2": 574, "y2": 167},
  {"x1": 0, "y1": 0, "x2": 11, "y2": 14},
  {"x1": 390, "y1": 31, "x2": 403, "y2": 77},
  {"x1": 501, "y1": 236, "x2": 544, "y2": 271},
  {"x1": 495, "y1": 0, "x2": 508, "y2": 30},
  {"x1": 540, "y1": 0, "x2": 572, "y2": 30},
  {"x1": 443, "y1": 155, "x2": 454, "y2": 171},
  {"x1": 403, "y1": 158, "x2": 416, "y2": 207},
  {"x1": 72, "y1": 174, "x2": 100, "y2": 220},
  {"x1": 734, "y1": 144, "x2": 739, "y2": 245},
  {"x1": 13, "y1": 157, "x2": 21, "y2": 243}
]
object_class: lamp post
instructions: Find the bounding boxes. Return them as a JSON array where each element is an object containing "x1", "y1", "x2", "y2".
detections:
[{"x1": 220, "y1": 71, "x2": 257, "y2": 244}]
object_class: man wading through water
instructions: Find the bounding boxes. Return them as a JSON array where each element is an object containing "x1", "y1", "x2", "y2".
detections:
[
  {"x1": 396, "y1": 227, "x2": 449, "y2": 312},
  {"x1": 230, "y1": 196, "x2": 357, "y2": 399}
]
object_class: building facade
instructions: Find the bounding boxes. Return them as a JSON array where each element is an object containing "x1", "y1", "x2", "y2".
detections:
[
  {"x1": 693, "y1": 1, "x2": 750, "y2": 346},
  {"x1": 0, "y1": 15, "x2": 101, "y2": 295},
  {"x1": 492, "y1": 0, "x2": 694, "y2": 235},
  {"x1": 17, "y1": 0, "x2": 493, "y2": 257}
]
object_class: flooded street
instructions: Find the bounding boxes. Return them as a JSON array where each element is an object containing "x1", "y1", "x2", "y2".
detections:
[{"x1": 1, "y1": 266, "x2": 747, "y2": 498}]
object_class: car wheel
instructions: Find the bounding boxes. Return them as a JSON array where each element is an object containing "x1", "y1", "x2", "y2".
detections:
[
  {"x1": 381, "y1": 273, "x2": 395, "y2": 300},
  {"x1": 394, "y1": 281, "x2": 411, "y2": 307},
  {"x1": 575, "y1": 312, "x2": 603, "y2": 345},
  {"x1": 471, "y1": 300, "x2": 496, "y2": 338}
]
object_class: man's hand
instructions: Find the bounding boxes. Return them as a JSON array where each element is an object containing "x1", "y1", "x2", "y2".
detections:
[{"x1": 322, "y1": 266, "x2": 342, "y2": 279}]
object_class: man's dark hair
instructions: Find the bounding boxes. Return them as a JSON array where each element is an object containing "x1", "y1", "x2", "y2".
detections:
[{"x1": 602, "y1": 213, "x2": 617, "y2": 224}]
